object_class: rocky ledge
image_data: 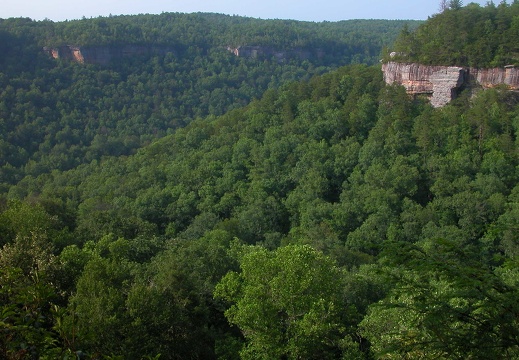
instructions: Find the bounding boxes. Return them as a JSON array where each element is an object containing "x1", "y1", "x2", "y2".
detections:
[
  {"x1": 43, "y1": 45, "x2": 177, "y2": 65},
  {"x1": 382, "y1": 62, "x2": 519, "y2": 107},
  {"x1": 44, "y1": 44, "x2": 324, "y2": 66}
]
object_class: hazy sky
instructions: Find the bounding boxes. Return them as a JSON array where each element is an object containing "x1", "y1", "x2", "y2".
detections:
[{"x1": 2, "y1": 0, "x2": 488, "y2": 22}]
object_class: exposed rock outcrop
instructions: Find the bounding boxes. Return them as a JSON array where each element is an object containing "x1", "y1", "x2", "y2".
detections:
[
  {"x1": 382, "y1": 62, "x2": 465, "y2": 107},
  {"x1": 45, "y1": 43, "x2": 325, "y2": 66},
  {"x1": 471, "y1": 65, "x2": 519, "y2": 89},
  {"x1": 227, "y1": 45, "x2": 324, "y2": 63},
  {"x1": 382, "y1": 61, "x2": 519, "y2": 107},
  {"x1": 43, "y1": 45, "x2": 177, "y2": 65}
]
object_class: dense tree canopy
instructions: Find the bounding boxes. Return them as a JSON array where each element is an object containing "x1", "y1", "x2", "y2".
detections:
[
  {"x1": 2, "y1": 59, "x2": 519, "y2": 358},
  {"x1": 389, "y1": 1, "x2": 519, "y2": 66},
  {"x1": 215, "y1": 244, "x2": 350, "y2": 359},
  {"x1": 1, "y1": 7, "x2": 519, "y2": 360},
  {"x1": 0, "y1": 13, "x2": 417, "y2": 191}
]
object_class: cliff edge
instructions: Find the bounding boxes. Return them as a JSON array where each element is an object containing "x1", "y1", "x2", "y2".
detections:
[
  {"x1": 44, "y1": 44, "x2": 325, "y2": 66},
  {"x1": 382, "y1": 62, "x2": 519, "y2": 107},
  {"x1": 43, "y1": 45, "x2": 177, "y2": 65}
]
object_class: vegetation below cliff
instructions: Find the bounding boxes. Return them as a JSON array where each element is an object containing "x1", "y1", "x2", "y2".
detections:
[
  {"x1": 2, "y1": 8, "x2": 519, "y2": 360},
  {"x1": 3, "y1": 62, "x2": 519, "y2": 359}
]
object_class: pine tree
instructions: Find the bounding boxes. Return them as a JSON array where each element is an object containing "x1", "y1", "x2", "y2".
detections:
[{"x1": 449, "y1": 0, "x2": 463, "y2": 9}]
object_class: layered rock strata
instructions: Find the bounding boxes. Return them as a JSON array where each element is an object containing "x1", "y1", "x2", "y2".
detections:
[
  {"x1": 382, "y1": 62, "x2": 519, "y2": 107},
  {"x1": 471, "y1": 65, "x2": 519, "y2": 89}
]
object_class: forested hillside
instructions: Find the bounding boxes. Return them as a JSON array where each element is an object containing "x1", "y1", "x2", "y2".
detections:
[
  {"x1": 389, "y1": 0, "x2": 519, "y2": 66},
  {"x1": 0, "y1": 14, "x2": 416, "y2": 192},
  {"x1": 2, "y1": 5, "x2": 519, "y2": 360}
]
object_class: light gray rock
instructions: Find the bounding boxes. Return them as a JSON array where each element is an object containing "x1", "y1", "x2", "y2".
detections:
[{"x1": 382, "y1": 61, "x2": 519, "y2": 107}]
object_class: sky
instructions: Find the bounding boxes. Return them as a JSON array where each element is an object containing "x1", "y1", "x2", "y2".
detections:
[{"x1": 2, "y1": 0, "x2": 489, "y2": 22}]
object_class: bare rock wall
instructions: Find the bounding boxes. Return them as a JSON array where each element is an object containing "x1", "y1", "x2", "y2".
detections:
[{"x1": 382, "y1": 62, "x2": 519, "y2": 107}]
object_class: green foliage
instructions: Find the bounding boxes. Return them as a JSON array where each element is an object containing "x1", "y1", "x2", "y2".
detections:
[
  {"x1": 0, "y1": 201, "x2": 76, "y2": 359},
  {"x1": 1, "y1": 10, "x2": 519, "y2": 355},
  {"x1": 0, "y1": 267, "x2": 57, "y2": 359},
  {"x1": 123, "y1": 230, "x2": 239, "y2": 359},
  {"x1": 361, "y1": 239, "x2": 519, "y2": 359},
  {"x1": 65, "y1": 237, "x2": 137, "y2": 356},
  {"x1": 391, "y1": 1, "x2": 519, "y2": 66},
  {"x1": 0, "y1": 200, "x2": 62, "y2": 246},
  {"x1": 0, "y1": 14, "x2": 414, "y2": 189},
  {"x1": 215, "y1": 244, "x2": 353, "y2": 359}
]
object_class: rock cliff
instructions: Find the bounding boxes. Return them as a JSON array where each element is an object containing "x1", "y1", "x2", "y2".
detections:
[
  {"x1": 226, "y1": 45, "x2": 324, "y2": 63},
  {"x1": 45, "y1": 44, "x2": 322, "y2": 65},
  {"x1": 382, "y1": 62, "x2": 519, "y2": 107},
  {"x1": 43, "y1": 45, "x2": 177, "y2": 65}
]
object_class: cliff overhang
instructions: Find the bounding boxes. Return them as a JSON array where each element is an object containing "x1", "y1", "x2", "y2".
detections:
[{"x1": 382, "y1": 62, "x2": 519, "y2": 107}]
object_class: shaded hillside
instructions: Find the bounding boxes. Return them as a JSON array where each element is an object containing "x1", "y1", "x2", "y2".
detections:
[
  {"x1": 3, "y1": 63, "x2": 519, "y2": 358},
  {"x1": 0, "y1": 14, "x2": 417, "y2": 190},
  {"x1": 3, "y1": 9, "x2": 519, "y2": 360},
  {"x1": 1, "y1": 14, "x2": 420, "y2": 66}
]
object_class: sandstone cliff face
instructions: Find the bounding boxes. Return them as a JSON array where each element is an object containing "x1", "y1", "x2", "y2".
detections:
[
  {"x1": 382, "y1": 62, "x2": 466, "y2": 107},
  {"x1": 470, "y1": 66, "x2": 519, "y2": 89},
  {"x1": 43, "y1": 45, "x2": 176, "y2": 65},
  {"x1": 382, "y1": 62, "x2": 519, "y2": 107}
]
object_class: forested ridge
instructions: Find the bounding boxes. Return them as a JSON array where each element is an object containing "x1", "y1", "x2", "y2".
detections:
[
  {"x1": 0, "y1": 13, "x2": 417, "y2": 191},
  {"x1": 389, "y1": 0, "x2": 519, "y2": 67},
  {"x1": 2, "y1": 5, "x2": 519, "y2": 360}
]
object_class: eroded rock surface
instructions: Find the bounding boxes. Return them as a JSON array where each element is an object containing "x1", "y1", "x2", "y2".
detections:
[
  {"x1": 382, "y1": 61, "x2": 519, "y2": 107},
  {"x1": 382, "y1": 62, "x2": 465, "y2": 107}
]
